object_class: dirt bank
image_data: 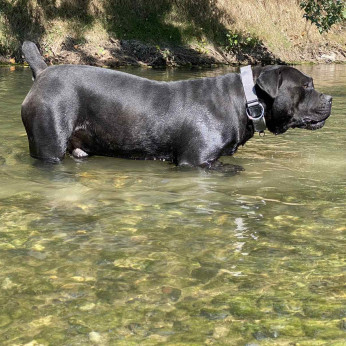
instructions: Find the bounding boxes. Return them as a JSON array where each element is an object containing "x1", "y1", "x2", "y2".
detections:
[
  {"x1": 4, "y1": 37, "x2": 344, "y2": 69},
  {"x1": 0, "y1": 0, "x2": 345, "y2": 67},
  {"x1": 32, "y1": 38, "x2": 288, "y2": 68}
]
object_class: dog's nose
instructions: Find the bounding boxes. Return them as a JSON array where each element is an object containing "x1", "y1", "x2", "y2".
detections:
[{"x1": 325, "y1": 95, "x2": 333, "y2": 104}]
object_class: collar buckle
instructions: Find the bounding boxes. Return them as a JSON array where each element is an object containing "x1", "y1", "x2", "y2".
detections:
[
  {"x1": 246, "y1": 102, "x2": 266, "y2": 133},
  {"x1": 240, "y1": 65, "x2": 267, "y2": 134}
]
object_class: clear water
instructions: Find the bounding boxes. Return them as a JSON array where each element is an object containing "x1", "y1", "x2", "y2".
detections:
[{"x1": 0, "y1": 64, "x2": 345, "y2": 345}]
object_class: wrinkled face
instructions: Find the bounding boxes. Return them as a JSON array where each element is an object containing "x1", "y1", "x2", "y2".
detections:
[{"x1": 256, "y1": 66, "x2": 332, "y2": 134}]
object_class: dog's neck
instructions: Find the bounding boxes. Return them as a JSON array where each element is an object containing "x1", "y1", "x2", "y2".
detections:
[{"x1": 252, "y1": 67, "x2": 275, "y2": 130}]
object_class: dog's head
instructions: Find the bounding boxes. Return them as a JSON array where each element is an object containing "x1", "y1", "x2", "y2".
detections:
[{"x1": 254, "y1": 66, "x2": 332, "y2": 134}]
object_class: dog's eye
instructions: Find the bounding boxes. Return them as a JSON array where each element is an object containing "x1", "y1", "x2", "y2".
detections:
[{"x1": 303, "y1": 83, "x2": 309, "y2": 89}]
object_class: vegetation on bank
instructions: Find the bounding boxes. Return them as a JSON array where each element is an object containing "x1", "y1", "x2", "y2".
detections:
[{"x1": 0, "y1": 0, "x2": 345, "y2": 66}]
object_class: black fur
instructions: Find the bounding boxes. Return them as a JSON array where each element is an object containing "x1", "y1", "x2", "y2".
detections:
[
  {"x1": 22, "y1": 41, "x2": 47, "y2": 79},
  {"x1": 21, "y1": 41, "x2": 332, "y2": 167}
]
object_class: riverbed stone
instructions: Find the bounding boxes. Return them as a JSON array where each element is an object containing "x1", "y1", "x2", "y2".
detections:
[
  {"x1": 89, "y1": 331, "x2": 101, "y2": 343},
  {"x1": 161, "y1": 286, "x2": 182, "y2": 302}
]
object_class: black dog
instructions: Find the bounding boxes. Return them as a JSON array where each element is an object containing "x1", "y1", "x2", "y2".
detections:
[{"x1": 21, "y1": 41, "x2": 332, "y2": 167}]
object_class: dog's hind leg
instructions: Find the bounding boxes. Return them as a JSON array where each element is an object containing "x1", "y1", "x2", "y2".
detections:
[{"x1": 21, "y1": 102, "x2": 76, "y2": 163}]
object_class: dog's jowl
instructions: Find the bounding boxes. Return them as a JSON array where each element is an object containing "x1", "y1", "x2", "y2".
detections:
[{"x1": 21, "y1": 41, "x2": 332, "y2": 167}]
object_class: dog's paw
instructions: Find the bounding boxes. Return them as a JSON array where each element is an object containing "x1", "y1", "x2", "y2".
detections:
[{"x1": 72, "y1": 148, "x2": 88, "y2": 159}]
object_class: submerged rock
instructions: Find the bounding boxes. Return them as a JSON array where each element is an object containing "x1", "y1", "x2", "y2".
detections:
[
  {"x1": 161, "y1": 286, "x2": 182, "y2": 302},
  {"x1": 89, "y1": 331, "x2": 101, "y2": 343},
  {"x1": 191, "y1": 267, "x2": 218, "y2": 282},
  {"x1": 2, "y1": 277, "x2": 17, "y2": 290}
]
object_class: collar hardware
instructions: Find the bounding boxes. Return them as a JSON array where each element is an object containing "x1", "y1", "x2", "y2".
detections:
[{"x1": 240, "y1": 65, "x2": 266, "y2": 134}]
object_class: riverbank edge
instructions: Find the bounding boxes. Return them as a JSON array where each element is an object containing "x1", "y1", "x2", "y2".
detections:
[{"x1": 1, "y1": 38, "x2": 345, "y2": 68}]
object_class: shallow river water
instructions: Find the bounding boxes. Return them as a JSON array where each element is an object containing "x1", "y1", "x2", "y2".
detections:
[{"x1": 0, "y1": 64, "x2": 345, "y2": 345}]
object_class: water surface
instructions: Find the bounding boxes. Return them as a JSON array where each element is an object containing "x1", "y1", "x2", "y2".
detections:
[{"x1": 0, "y1": 64, "x2": 345, "y2": 345}]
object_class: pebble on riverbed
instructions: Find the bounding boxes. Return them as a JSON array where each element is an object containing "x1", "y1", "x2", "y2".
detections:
[
  {"x1": 161, "y1": 286, "x2": 182, "y2": 302},
  {"x1": 89, "y1": 331, "x2": 101, "y2": 343}
]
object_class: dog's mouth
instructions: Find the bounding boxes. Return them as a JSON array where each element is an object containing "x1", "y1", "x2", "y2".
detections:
[
  {"x1": 303, "y1": 119, "x2": 326, "y2": 130},
  {"x1": 296, "y1": 112, "x2": 330, "y2": 131},
  {"x1": 293, "y1": 99, "x2": 332, "y2": 131}
]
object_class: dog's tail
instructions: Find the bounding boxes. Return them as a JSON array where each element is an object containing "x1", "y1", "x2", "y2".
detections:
[{"x1": 22, "y1": 41, "x2": 48, "y2": 79}]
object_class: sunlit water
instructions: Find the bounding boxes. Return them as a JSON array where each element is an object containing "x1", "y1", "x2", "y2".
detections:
[{"x1": 0, "y1": 64, "x2": 345, "y2": 345}]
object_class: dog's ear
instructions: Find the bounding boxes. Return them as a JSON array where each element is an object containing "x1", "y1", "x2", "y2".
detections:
[{"x1": 256, "y1": 68, "x2": 282, "y2": 98}]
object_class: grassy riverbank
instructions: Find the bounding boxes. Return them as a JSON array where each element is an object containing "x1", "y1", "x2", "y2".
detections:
[{"x1": 0, "y1": 0, "x2": 345, "y2": 66}]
